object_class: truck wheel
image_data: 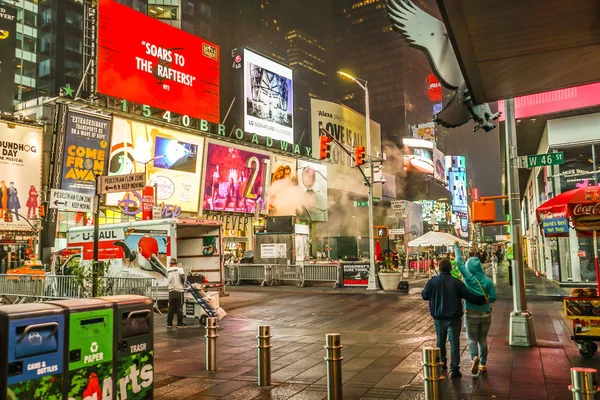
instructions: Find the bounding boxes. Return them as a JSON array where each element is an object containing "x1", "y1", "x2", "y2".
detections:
[{"x1": 579, "y1": 343, "x2": 596, "y2": 358}]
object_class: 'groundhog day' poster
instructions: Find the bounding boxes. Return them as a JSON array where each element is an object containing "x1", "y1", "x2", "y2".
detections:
[{"x1": 0, "y1": 122, "x2": 42, "y2": 230}]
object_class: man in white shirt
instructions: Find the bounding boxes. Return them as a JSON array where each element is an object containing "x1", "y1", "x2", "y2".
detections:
[{"x1": 166, "y1": 258, "x2": 187, "y2": 328}]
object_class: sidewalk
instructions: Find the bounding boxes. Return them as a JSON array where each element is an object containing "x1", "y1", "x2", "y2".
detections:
[{"x1": 153, "y1": 263, "x2": 600, "y2": 399}]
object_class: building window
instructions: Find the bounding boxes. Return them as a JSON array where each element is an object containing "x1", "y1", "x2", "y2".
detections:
[
  {"x1": 39, "y1": 59, "x2": 51, "y2": 77},
  {"x1": 24, "y1": 10, "x2": 36, "y2": 27},
  {"x1": 65, "y1": 59, "x2": 82, "y2": 79},
  {"x1": 65, "y1": 34, "x2": 83, "y2": 54},
  {"x1": 557, "y1": 145, "x2": 595, "y2": 192},
  {"x1": 148, "y1": 5, "x2": 178, "y2": 20},
  {"x1": 40, "y1": 8, "x2": 53, "y2": 26},
  {"x1": 40, "y1": 34, "x2": 53, "y2": 53},
  {"x1": 21, "y1": 60, "x2": 36, "y2": 79},
  {"x1": 66, "y1": 9, "x2": 83, "y2": 28},
  {"x1": 23, "y1": 35, "x2": 36, "y2": 53}
]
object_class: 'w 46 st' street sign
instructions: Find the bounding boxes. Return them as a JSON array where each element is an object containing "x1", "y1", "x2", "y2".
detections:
[{"x1": 518, "y1": 152, "x2": 564, "y2": 169}]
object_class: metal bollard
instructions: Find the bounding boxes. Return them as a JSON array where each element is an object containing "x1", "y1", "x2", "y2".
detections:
[
  {"x1": 570, "y1": 367, "x2": 600, "y2": 400},
  {"x1": 422, "y1": 347, "x2": 444, "y2": 400},
  {"x1": 205, "y1": 317, "x2": 219, "y2": 371},
  {"x1": 324, "y1": 333, "x2": 343, "y2": 400},
  {"x1": 257, "y1": 325, "x2": 272, "y2": 386}
]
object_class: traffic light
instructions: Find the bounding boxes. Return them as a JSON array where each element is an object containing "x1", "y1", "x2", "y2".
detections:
[
  {"x1": 354, "y1": 146, "x2": 366, "y2": 166},
  {"x1": 319, "y1": 135, "x2": 332, "y2": 160}
]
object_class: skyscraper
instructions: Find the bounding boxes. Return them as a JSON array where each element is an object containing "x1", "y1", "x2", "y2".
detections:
[
  {"x1": 335, "y1": 0, "x2": 447, "y2": 143},
  {"x1": 0, "y1": 0, "x2": 38, "y2": 108}
]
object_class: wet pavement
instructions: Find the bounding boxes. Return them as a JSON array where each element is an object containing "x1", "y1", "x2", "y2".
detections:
[{"x1": 153, "y1": 265, "x2": 600, "y2": 399}]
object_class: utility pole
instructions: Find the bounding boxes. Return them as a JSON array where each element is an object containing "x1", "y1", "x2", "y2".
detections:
[{"x1": 505, "y1": 98, "x2": 536, "y2": 347}]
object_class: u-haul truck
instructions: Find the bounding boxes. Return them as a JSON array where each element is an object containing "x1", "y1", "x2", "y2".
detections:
[{"x1": 57, "y1": 218, "x2": 223, "y2": 300}]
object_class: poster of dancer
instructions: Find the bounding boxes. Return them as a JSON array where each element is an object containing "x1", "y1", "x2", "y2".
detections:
[{"x1": 203, "y1": 143, "x2": 270, "y2": 214}]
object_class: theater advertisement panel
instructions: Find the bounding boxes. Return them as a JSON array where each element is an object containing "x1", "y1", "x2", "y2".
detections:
[
  {"x1": 268, "y1": 155, "x2": 298, "y2": 216},
  {"x1": 0, "y1": 123, "x2": 42, "y2": 230},
  {"x1": 243, "y1": 49, "x2": 293, "y2": 144},
  {"x1": 106, "y1": 117, "x2": 204, "y2": 213},
  {"x1": 97, "y1": 0, "x2": 220, "y2": 122},
  {"x1": 61, "y1": 111, "x2": 111, "y2": 195},
  {"x1": 310, "y1": 99, "x2": 381, "y2": 197},
  {"x1": 203, "y1": 143, "x2": 270, "y2": 214}
]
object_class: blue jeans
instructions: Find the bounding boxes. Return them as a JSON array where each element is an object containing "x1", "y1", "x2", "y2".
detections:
[
  {"x1": 465, "y1": 311, "x2": 492, "y2": 364},
  {"x1": 434, "y1": 319, "x2": 462, "y2": 372}
]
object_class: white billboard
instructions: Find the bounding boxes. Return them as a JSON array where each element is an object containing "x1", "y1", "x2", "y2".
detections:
[
  {"x1": 310, "y1": 99, "x2": 382, "y2": 197},
  {"x1": 243, "y1": 49, "x2": 294, "y2": 144},
  {"x1": 0, "y1": 122, "x2": 43, "y2": 230}
]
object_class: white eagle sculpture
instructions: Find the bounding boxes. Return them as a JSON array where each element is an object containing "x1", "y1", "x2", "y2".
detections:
[{"x1": 386, "y1": 0, "x2": 500, "y2": 132}]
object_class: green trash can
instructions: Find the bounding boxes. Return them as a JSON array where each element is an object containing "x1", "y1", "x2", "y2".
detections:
[
  {"x1": 49, "y1": 298, "x2": 114, "y2": 399},
  {"x1": 0, "y1": 303, "x2": 65, "y2": 400},
  {"x1": 100, "y1": 295, "x2": 154, "y2": 399}
]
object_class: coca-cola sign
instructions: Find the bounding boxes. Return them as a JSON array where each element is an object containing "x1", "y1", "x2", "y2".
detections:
[{"x1": 572, "y1": 203, "x2": 600, "y2": 217}]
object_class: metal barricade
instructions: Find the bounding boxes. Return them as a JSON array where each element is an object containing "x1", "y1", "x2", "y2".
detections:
[
  {"x1": 0, "y1": 274, "x2": 158, "y2": 302},
  {"x1": 301, "y1": 264, "x2": 340, "y2": 288},
  {"x1": 268, "y1": 265, "x2": 302, "y2": 286},
  {"x1": 102, "y1": 277, "x2": 156, "y2": 297},
  {"x1": 224, "y1": 264, "x2": 238, "y2": 286},
  {"x1": 236, "y1": 265, "x2": 268, "y2": 286},
  {"x1": 0, "y1": 274, "x2": 80, "y2": 300}
]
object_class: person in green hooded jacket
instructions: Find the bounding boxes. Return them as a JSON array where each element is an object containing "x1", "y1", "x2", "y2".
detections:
[
  {"x1": 454, "y1": 242, "x2": 496, "y2": 375},
  {"x1": 449, "y1": 252, "x2": 461, "y2": 280}
]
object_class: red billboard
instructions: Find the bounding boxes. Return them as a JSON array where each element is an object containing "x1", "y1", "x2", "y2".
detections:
[{"x1": 97, "y1": 0, "x2": 220, "y2": 123}]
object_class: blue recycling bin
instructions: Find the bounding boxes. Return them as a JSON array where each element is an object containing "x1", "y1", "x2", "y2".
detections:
[{"x1": 0, "y1": 303, "x2": 65, "y2": 399}]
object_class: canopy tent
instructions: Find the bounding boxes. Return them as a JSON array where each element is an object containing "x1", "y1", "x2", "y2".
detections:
[{"x1": 408, "y1": 231, "x2": 468, "y2": 248}]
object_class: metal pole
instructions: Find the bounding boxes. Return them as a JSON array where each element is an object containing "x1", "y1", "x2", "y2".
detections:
[
  {"x1": 570, "y1": 367, "x2": 599, "y2": 400},
  {"x1": 324, "y1": 333, "x2": 343, "y2": 400},
  {"x1": 364, "y1": 85, "x2": 379, "y2": 290},
  {"x1": 422, "y1": 347, "x2": 443, "y2": 400},
  {"x1": 505, "y1": 98, "x2": 536, "y2": 347},
  {"x1": 257, "y1": 325, "x2": 272, "y2": 386},
  {"x1": 205, "y1": 317, "x2": 218, "y2": 371},
  {"x1": 92, "y1": 174, "x2": 101, "y2": 297}
]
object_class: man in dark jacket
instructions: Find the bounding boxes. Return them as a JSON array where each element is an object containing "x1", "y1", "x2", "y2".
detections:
[{"x1": 422, "y1": 258, "x2": 487, "y2": 378}]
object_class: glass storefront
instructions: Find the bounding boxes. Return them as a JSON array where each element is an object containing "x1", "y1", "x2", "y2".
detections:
[{"x1": 544, "y1": 143, "x2": 600, "y2": 284}]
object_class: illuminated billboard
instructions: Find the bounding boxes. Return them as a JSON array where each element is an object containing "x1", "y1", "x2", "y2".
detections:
[
  {"x1": 243, "y1": 49, "x2": 293, "y2": 144},
  {"x1": 61, "y1": 111, "x2": 111, "y2": 195},
  {"x1": 310, "y1": 99, "x2": 382, "y2": 197},
  {"x1": 0, "y1": 122, "x2": 42, "y2": 231},
  {"x1": 416, "y1": 200, "x2": 451, "y2": 224},
  {"x1": 202, "y1": 143, "x2": 270, "y2": 214},
  {"x1": 433, "y1": 148, "x2": 445, "y2": 184},
  {"x1": 402, "y1": 138, "x2": 434, "y2": 175},
  {"x1": 268, "y1": 154, "x2": 298, "y2": 216},
  {"x1": 445, "y1": 155, "x2": 469, "y2": 238},
  {"x1": 445, "y1": 155, "x2": 467, "y2": 211},
  {"x1": 106, "y1": 117, "x2": 205, "y2": 212},
  {"x1": 97, "y1": 0, "x2": 220, "y2": 123},
  {"x1": 297, "y1": 160, "x2": 327, "y2": 222}
]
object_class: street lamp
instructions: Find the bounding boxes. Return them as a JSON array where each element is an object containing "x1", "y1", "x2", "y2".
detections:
[
  {"x1": 136, "y1": 155, "x2": 166, "y2": 203},
  {"x1": 337, "y1": 71, "x2": 379, "y2": 290}
]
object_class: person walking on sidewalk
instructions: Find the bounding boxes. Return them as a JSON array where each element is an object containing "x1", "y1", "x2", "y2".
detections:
[
  {"x1": 454, "y1": 242, "x2": 497, "y2": 375},
  {"x1": 422, "y1": 258, "x2": 487, "y2": 378},
  {"x1": 166, "y1": 258, "x2": 188, "y2": 329}
]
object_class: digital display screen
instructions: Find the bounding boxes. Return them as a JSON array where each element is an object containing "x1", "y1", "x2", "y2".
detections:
[
  {"x1": 97, "y1": 0, "x2": 220, "y2": 122},
  {"x1": 153, "y1": 137, "x2": 198, "y2": 173},
  {"x1": 243, "y1": 49, "x2": 293, "y2": 144}
]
